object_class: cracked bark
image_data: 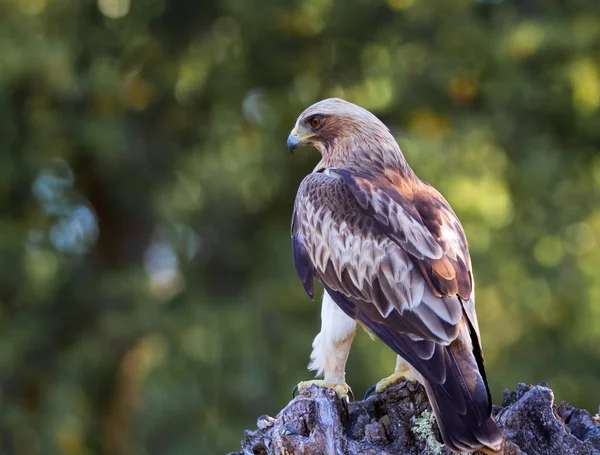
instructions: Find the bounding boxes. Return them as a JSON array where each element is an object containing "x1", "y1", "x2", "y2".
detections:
[{"x1": 229, "y1": 381, "x2": 600, "y2": 455}]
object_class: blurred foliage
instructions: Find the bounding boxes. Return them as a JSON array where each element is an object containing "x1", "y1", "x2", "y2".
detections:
[{"x1": 1, "y1": 0, "x2": 600, "y2": 453}]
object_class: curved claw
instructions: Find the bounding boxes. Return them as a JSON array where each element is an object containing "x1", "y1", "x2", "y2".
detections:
[
  {"x1": 347, "y1": 386, "x2": 355, "y2": 402},
  {"x1": 291, "y1": 384, "x2": 299, "y2": 398},
  {"x1": 363, "y1": 383, "x2": 377, "y2": 400}
]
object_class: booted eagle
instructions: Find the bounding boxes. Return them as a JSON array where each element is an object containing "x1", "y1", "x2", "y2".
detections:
[{"x1": 288, "y1": 98, "x2": 503, "y2": 453}]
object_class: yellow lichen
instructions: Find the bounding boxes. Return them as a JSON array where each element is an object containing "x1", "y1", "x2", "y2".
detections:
[{"x1": 410, "y1": 409, "x2": 445, "y2": 455}]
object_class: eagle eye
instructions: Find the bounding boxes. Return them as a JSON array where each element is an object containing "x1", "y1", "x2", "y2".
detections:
[{"x1": 308, "y1": 115, "x2": 323, "y2": 129}]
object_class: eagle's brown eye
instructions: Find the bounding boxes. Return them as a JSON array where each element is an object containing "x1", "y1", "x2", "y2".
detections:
[{"x1": 309, "y1": 116, "x2": 321, "y2": 128}]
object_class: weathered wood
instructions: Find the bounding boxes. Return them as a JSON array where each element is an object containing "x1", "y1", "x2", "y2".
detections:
[{"x1": 230, "y1": 381, "x2": 600, "y2": 455}]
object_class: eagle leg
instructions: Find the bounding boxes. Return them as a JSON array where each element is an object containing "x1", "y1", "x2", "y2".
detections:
[{"x1": 293, "y1": 291, "x2": 357, "y2": 401}]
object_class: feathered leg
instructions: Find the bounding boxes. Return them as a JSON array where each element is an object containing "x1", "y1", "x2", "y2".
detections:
[{"x1": 295, "y1": 291, "x2": 356, "y2": 399}]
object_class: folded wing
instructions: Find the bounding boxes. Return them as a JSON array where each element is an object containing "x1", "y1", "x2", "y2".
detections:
[{"x1": 292, "y1": 170, "x2": 471, "y2": 343}]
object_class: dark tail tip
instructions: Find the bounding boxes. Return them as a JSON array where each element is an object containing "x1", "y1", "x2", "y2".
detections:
[
  {"x1": 423, "y1": 342, "x2": 504, "y2": 452},
  {"x1": 429, "y1": 387, "x2": 503, "y2": 451}
]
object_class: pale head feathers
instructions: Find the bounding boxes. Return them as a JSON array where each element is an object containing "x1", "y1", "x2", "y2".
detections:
[{"x1": 291, "y1": 98, "x2": 409, "y2": 172}]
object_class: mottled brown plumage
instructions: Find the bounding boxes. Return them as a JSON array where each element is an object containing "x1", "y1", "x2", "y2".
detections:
[{"x1": 289, "y1": 98, "x2": 503, "y2": 453}]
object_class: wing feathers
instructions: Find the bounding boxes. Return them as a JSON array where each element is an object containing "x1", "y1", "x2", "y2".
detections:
[
  {"x1": 422, "y1": 291, "x2": 463, "y2": 325},
  {"x1": 292, "y1": 233, "x2": 314, "y2": 299},
  {"x1": 331, "y1": 168, "x2": 444, "y2": 260},
  {"x1": 331, "y1": 168, "x2": 474, "y2": 302},
  {"x1": 292, "y1": 172, "x2": 469, "y2": 342},
  {"x1": 431, "y1": 257, "x2": 456, "y2": 281},
  {"x1": 413, "y1": 302, "x2": 459, "y2": 342}
]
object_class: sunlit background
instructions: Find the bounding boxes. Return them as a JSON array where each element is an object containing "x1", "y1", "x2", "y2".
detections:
[{"x1": 1, "y1": 0, "x2": 600, "y2": 453}]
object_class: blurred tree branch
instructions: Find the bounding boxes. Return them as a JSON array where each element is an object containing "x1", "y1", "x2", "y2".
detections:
[{"x1": 230, "y1": 381, "x2": 600, "y2": 455}]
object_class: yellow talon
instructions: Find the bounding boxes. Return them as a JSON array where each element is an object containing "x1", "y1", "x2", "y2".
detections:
[
  {"x1": 375, "y1": 368, "x2": 418, "y2": 394},
  {"x1": 294, "y1": 380, "x2": 352, "y2": 401}
]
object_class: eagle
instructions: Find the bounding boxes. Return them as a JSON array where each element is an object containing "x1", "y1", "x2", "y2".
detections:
[{"x1": 288, "y1": 98, "x2": 503, "y2": 453}]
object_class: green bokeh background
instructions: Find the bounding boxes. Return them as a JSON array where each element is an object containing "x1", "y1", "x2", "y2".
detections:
[{"x1": 1, "y1": 0, "x2": 600, "y2": 453}]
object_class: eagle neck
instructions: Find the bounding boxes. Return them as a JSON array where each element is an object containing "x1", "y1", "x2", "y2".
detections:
[{"x1": 320, "y1": 134, "x2": 416, "y2": 181}]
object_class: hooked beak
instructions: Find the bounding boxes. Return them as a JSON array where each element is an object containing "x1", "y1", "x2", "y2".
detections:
[{"x1": 287, "y1": 128, "x2": 314, "y2": 154}]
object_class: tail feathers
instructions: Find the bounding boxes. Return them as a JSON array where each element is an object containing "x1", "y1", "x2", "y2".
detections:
[{"x1": 424, "y1": 340, "x2": 503, "y2": 452}]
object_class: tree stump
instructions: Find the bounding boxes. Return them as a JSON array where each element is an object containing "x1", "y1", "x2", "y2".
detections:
[{"x1": 229, "y1": 381, "x2": 600, "y2": 455}]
